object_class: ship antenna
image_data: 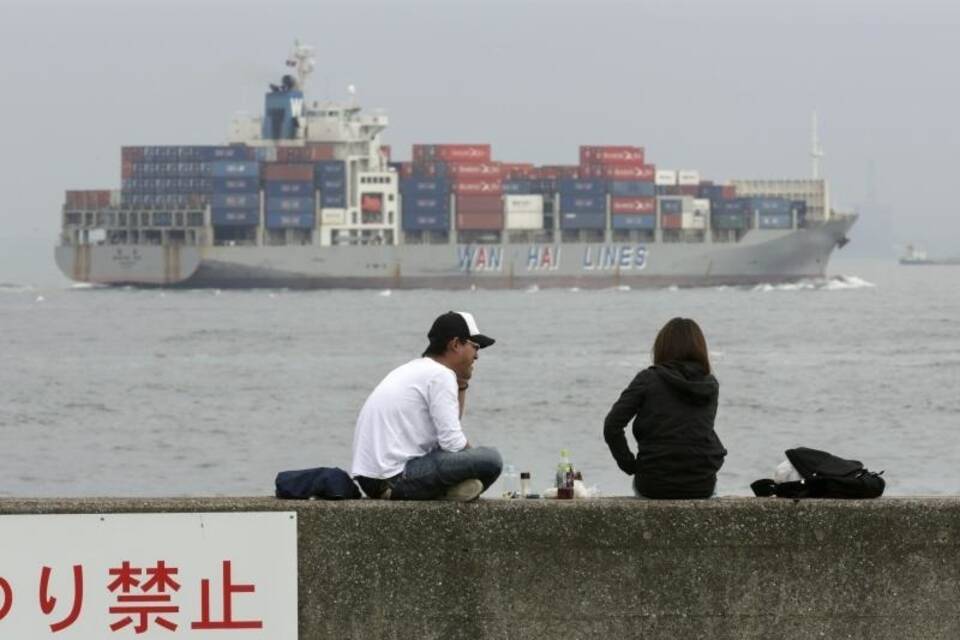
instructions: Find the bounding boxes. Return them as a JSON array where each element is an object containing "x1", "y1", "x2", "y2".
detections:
[
  {"x1": 811, "y1": 109, "x2": 824, "y2": 179},
  {"x1": 287, "y1": 39, "x2": 315, "y2": 91}
]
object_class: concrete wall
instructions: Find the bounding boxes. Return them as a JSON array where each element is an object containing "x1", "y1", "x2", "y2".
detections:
[{"x1": 2, "y1": 497, "x2": 958, "y2": 639}]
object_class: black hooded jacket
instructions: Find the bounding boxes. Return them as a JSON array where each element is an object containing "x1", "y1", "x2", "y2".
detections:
[{"x1": 603, "y1": 360, "x2": 726, "y2": 499}]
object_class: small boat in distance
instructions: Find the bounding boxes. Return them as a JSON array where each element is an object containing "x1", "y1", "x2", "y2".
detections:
[{"x1": 899, "y1": 244, "x2": 960, "y2": 266}]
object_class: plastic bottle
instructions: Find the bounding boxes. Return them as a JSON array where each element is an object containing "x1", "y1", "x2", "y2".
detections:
[
  {"x1": 557, "y1": 450, "x2": 574, "y2": 499},
  {"x1": 502, "y1": 464, "x2": 519, "y2": 498}
]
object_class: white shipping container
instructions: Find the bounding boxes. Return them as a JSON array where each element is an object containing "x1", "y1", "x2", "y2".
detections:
[
  {"x1": 109, "y1": 190, "x2": 122, "y2": 207},
  {"x1": 692, "y1": 198, "x2": 711, "y2": 215},
  {"x1": 321, "y1": 209, "x2": 346, "y2": 225},
  {"x1": 504, "y1": 194, "x2": 544, "y2": 215},
  {"x1": 655, "y1": 170, "x2": 677, "y2": 186},
  {"x1": 505, "y1": 211, "x2": 544, "y2": 230},
  {"x1": 681, "y1": 211, "x2": 707, "y2": 230},
  {"x1": 677, "y1": 170, "x2": 701, "y2": 186}
]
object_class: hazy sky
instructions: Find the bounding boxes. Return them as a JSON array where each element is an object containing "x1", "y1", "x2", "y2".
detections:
[{"x1": 2, "y1": 0, "x2": 959, "y2": 272}]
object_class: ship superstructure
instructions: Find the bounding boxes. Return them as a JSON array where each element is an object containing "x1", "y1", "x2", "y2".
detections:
[{"x1": 56, "y1": 43, "x2": 855, "y2": 288}]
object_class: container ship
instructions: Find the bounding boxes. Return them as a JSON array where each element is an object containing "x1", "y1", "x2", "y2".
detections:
[{"x1": 56, "y1": 43, "x2": 856, "y2": 289}]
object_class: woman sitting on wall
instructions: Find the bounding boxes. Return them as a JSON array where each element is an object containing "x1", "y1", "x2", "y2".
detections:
[{"x1": 603, "y1": 317, "x2": 727, "y2": 499}]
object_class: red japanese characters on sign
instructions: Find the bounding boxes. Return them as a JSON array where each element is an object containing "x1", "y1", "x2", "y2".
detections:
[
  {"x1": 0, "y1": 512, "x2": 297, "y2": 639},
  {"x1": 0, "y1": 560, "x2": 263, "y2": 634}
]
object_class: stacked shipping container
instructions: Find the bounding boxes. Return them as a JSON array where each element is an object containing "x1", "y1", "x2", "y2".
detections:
[{"x1": 264, "y1": 164, "x2": 315, "y2": 229}]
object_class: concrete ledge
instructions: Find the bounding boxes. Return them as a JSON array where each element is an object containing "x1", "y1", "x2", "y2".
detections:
[{"x1": 2, "y1": 497, "x2": 959, "y2": 639}]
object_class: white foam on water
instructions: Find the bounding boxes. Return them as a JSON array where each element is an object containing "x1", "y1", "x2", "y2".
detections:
[
  {"x1": 667, "y1": 285, "x2": 679, "y2": 292},
  {"x1": 611, "y1": 285, "x2": 631, "y2": 292},
  {"x1": 525, "y1": 285, "x2": 540, "y2": 293},
  {"x1": 749, "y1": 276, "x2": 876, "y2": 292},
  {"x1": 568, "y1": 287, "x2": 580, "y2": 292},
  {"x1": 823, "y1": 275, "x2": 876, "y2": 290},
  {"x1": 378, "y1": 290, "x2": 392, "y2": 297},
  {"x1": 35, "y1": 295, "x2": 45, "y2": 303}
]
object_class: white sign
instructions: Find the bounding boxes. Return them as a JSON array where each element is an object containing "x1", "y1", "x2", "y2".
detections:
[{"x1": 0, "y1": 512, "x2": 297, "y2": 639}]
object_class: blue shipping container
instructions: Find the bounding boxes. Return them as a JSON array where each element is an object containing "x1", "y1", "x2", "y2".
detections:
[
  {"x1": 698, "y1": 185, "x2": 725, "y2": 200},
  {"x1": 266, "y1": 197, "x2": 315, "y2": 213},
  {"x1": 611, "y1": 214, "x2": 656, "y2": 230},
  {"x1": 265, "y1": 212, "x2": 315, "y2": 229},
  {"x1": 320, "y1": 193, "x2": 346, "y2": 208},
  {"x1": 712, "y1": 198, "x2": 747, "y2": 214},
  {"x1": 319, "y1": 177, "x2": 346, "y2": 193},
  {"x1": 212, "y1": 177, "x2": 259, "y2": 193},
  {"x1": 560, "y1": 211, "x2": 606, "y2": 230},
  {"x1": 403, "y1": 195, "x2": 449, "y2": 212},
  {"x1": 210, "y1": 161, "x2": 260, "y2": 179},
  {"x1": 659, "y1": 198, "x2": 684, "y2": 214},
  {"x1": 265, "y1": 181, "x2": 314, "y2": 198},
  {"x1": 559, "y1": 179, "x2": 607, "y2": 196},
  {"x1": 750, "y1": 197, "x2": 790, "y2": 214},
  {"x1": 212, "y1": 209, "x2": 259, "y2": 226},
  {"x1": 758, "y1": 213, "x2": 793, "y2": 229},
  {"x1": 610, "y1": 181, "x2": 656, "y2": 197},
  {"x1": 152, "y1": 212, "x2": 173, "y2": 227},
  {"x1": 532, "y1": 179, "x2": 560, "y2": 194},
  {"x1": 559, "y1": 194, "x2": 606, "y2": 214},
  {"x1": 201, "y1": 146, "x2": 249, "y2": 161},
  {"x1": 315, "y1": 161, "x2": 346, "y2": 178},
  {"x1": 402, "y1": 211, "x2": 450, "y2": 231},
  {"x1": 211, "y1": 193, "x2": 259, "y2": 209},
  {"x1": 502, "y1": 180, "x2": 533, "y2": 194},
  {"x1": 400, "y1": 178, "x2": 449, "y2": 194},
  {"x1": 712, "y1": 212, "x2": 750, "y2": 230}
]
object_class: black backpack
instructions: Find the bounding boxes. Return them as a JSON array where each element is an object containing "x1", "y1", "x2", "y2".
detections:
[
  {"x1": 751, "y1": 447, "x2": 885, "y2": 499},
  {"x1": 275, "y1": 466, "x2": 361, "y2": 500}
]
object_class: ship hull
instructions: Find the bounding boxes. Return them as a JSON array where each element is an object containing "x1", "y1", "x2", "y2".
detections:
[{"x1": 56, "y1": 216, "x2": 855, "y2": 289}]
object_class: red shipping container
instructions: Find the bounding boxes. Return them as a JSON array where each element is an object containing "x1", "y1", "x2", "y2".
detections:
[
  {"x1": 398, "y1": 162, "x2": 414, "y2": 179},
  {"x1": 722, "y1": 185, "x2": 737, "y2": 199},
  {"x1": 500, "y1": 162, "x2": 535, "y2": 179},
  {"x1": 457, "y1": 212, "x2": 504, "y2": 230},
  {"x1": 677, "y1": 185, "x2": 699, "y2": 196},
  {"x1": 661, "y1": 213, "x2": 683, "y2": 229},
  {"x1": 452, "y1": 179, "x2": 503, "y2": 195},
  {"x1": 456, "y1": 194, "x2": 503, "y2": 214},
  {"x1": 264, "y1": 163, "x2": 314, "y2": 182},
  {"x1": 413, "y1": 144, "x2": 491, "y2": 163},
  {"x1": 446, "y1": 162, "x2": 502, "y2": 178},
  {"x1": 536, "y1": 165, "x2": 580, "y2": 180},
  {"x1": 611, "y1": 197, "x2": 656, "y2": 214},
  {"x1": 580, "y1": 145, "x2": 645, "y2": 165},
  {"x1": 305, "y1": 143, "x2": 336, "y2": 161},
  {"x1": 584, "y1": 164, "x2": 655, "y2": 181},
  {"x1": 122, "y1": 146, "x2": 145, "y2": 162},
  {"x1": 121, "y1": 161, "x2": 134, "y2": 179},
  {"x1": 65, "y1": 190, "x2": 111, "y2": 209}
]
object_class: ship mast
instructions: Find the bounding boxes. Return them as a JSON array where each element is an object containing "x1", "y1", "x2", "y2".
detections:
[
  {"x1": 810, "y1": 110, "x2": 824, "y2": 179},
  {"x1": 286, "y1": 40, "x2": 315, "y2": 91}
]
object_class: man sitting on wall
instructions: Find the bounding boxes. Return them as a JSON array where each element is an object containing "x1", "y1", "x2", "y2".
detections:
[{"x1": 351, "y1": 311, "x2": 503, "y2": 502}]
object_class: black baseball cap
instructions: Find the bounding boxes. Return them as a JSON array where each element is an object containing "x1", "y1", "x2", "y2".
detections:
[{"x1": 426, "y1": 311, "x2": 495, "y2": 349}]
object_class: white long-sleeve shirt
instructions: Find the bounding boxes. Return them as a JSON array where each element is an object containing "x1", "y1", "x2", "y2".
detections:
[{"x1": 351, "y1": 357, "x2": 468, "y2": 479}]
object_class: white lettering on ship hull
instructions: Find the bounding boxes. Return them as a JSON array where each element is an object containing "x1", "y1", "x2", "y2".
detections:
[
  {"x1": 457, "y1": 246, "x2": 504, "y2": 272},
  {"x1": 582, "y1": 245, "x2": 648, "y2": 270}
]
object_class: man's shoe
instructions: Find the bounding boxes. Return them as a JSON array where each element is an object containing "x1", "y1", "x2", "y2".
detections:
[{"x1": 443, "y1": 479, "x2": 483, "y2": 502}]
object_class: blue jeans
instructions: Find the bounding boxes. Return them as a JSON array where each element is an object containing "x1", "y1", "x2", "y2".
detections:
[{"x1": 391, "y1": 446, "x2": 503, "y2": 500}]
